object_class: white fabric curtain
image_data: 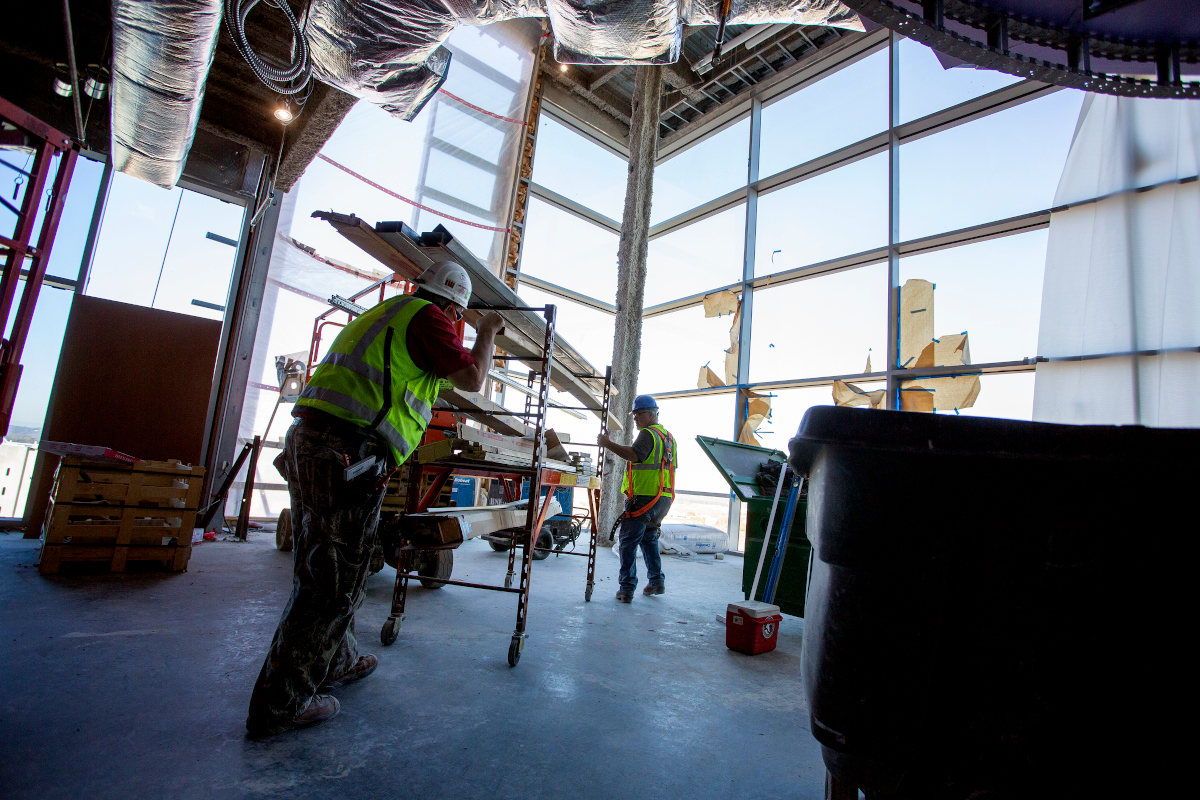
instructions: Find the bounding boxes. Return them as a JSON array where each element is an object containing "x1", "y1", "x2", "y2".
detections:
[{"x1": 1033, "y1": 94, "x2": 1200, "y2": 427}]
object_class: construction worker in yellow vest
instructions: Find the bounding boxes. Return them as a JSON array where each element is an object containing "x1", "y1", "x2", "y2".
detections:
[
  {"x1": 597, "y1": 394, "x2": 677, "y2": 603},
  {"x1": 247, "y1": 260, "x2": 505, "y2": 738}
]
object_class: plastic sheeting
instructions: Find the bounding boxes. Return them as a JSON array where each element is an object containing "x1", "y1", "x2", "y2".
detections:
[
  {"x1": 230, "y1": 25, "x2": 536, "y2": 518},
  {"x1": 110, "y1": 0, "x2": 224, "y2": 188},
  {"x1": 680, "y1": 0, "x2": 861, "y2": 28},
  {"x1": 1033, "y1": 94, "x2": 1200, "y2": 427},
  {"x1": 306, "y1": 0, "x2": 455, "y2": 120}
]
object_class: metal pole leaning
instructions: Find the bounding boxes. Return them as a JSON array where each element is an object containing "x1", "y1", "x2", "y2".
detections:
[
  {"x1": 749, "y1": 461, "x2": 788, "y2": 602},
  {"x1": 508, "y1": 303, "x2": 556, "y2": 667},
  {"x1": 763, "y1": 476, "x2": 804, "y2": 605}
]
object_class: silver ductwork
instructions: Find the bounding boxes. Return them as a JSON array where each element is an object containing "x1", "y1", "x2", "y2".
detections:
[
  {"x1": 306, "y1": 0, "x2": 457, "y2": 119},
  {"x1": 680, "y1": 0, "x2": 862, "y2": 28},
  {"x1": 109, "y1": 0, "x2": 862, "y2": 187},
  {"x1": 548, "y1": 0, "x2": 681, "y2": 64},
  {"x1": 110, "y1": 0, "x2": 224, "y2": 188}
]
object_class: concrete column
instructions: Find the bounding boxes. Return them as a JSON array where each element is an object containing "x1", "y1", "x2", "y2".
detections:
[{"x1": 598, "y1": 65, "x2": 663, "y2": 546}]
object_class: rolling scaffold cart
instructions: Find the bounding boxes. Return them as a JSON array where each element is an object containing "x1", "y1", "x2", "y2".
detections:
[{"x1": 381, "y1": 303, "x2": 614, "y2": 667}]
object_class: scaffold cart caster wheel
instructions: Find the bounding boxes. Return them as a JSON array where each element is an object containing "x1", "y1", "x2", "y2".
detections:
[
  {"x1": 585, "y1": 583, "x2": 593, "y2": 602},
  {"x1": 381, "y1": 617, "x2": 400, "y2": 646},
  {"x1": 507, "y1": 636, "x2": 523, "y2": 667}
]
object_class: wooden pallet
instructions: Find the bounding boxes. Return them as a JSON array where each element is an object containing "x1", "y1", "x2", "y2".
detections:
[
  {"x1": 51, "y1": 457, "x2": 205, "y2": 509},
  {"x1": 38, "y1": 458, "x2": 205, "y2": 574}
]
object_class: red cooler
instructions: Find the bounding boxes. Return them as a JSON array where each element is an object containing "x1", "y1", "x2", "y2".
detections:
[{"x1": 726, "y1": 601, "x2": 783, "y2": 655}]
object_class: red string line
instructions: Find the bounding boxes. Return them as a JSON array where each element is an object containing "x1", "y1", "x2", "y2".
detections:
[
  {"x1": 437, "y1": 89, "x2": 527, "y2": 126},
  {"x1": 316, "y1": 154, "x2": 510, "y2": 234}
]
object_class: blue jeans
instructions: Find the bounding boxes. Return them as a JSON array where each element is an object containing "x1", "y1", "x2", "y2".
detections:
[{"x1": 618, "y1": 495, "x2": 672, "y2": 593}]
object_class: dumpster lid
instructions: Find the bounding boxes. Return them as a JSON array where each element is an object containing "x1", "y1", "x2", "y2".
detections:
[
  {"x1": 728, "y1": 601, "x2": 781, "y2": 618},
  {"x1": 696, "y1": 436, "x2": 786, "y2": 503}
]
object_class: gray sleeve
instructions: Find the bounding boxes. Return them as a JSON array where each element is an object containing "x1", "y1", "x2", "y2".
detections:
[{"x1": 629, "y1": 429, "x2": 655, "y2": 463}]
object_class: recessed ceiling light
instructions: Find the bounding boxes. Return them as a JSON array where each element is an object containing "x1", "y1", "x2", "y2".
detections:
[
  {"x1": 559, "y1": 64, "x2": 568, "y2": 72},
  {"x1": 274, "y1": 105, "x2": 294, "y2": 123}
]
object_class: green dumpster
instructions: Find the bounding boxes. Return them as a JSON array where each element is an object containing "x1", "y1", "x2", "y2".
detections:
[
  {"x1": 743, "y1": 495, "x2": 810, "y2": 618},
  {"x1": 696, "y1": 436, "x2": 811, "y2": 618}
]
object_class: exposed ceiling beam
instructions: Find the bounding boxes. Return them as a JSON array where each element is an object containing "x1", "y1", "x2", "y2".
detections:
[
  {"x1": 588, "y1": 66, "x2": 625, "y2": 92},
  {"x1": 543, "y1": 63, "x2": 632, "y2": 127},
  {"x1": 540, "y1": 80, "x2": 631, "y2": 158},
  {"x1": 275, "y1": 81, "x2": 358, "y2": 193},
  {"x1": 661, "y1": 61, "x2": 705, "y2": 102}
]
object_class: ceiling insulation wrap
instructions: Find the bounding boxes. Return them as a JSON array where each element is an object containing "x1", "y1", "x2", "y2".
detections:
[
  {"x1": 547, "y1": 0, "x2": 681, "y2": 64},
  {"x1": 680, "y1": 0, "x2": 861, "y2": 27},
  {"x1": 110, "y1": 0, "x2": 224, "y2": 188},
  {"x1": 440, "y1": 0, "x2": 548, "y2": 24},
  {"x1": 307, "y1": 0, "x2": 456, "y2": 120}
]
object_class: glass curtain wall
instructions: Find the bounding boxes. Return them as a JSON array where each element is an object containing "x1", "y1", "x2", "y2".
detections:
[{"x1": 521, "y1": 32, "x2": 1099, "y2": 550}]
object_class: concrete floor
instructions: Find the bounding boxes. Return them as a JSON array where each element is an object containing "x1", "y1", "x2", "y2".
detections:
[{"x1": 0, "y1": 529, "x2": 825, "y2": 799}]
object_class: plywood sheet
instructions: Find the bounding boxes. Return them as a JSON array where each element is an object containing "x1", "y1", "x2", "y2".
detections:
[{"x1": 23, "y1": 296, "x2": 221, "y2": 535}]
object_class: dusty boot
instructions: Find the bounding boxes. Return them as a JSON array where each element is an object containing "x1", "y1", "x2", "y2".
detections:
[
  {"x1": 643, "y1": 584, "x2": 664, "y2": 596},
  {"x1": 320, "y1": 654, "x2": 378, "y2": 690},
  {"x1": 246, "y1": 695, "x2": 340, "y2": 738},
  {"x1": 616, "y1": 590, "x2": 633, "y2": 603}
]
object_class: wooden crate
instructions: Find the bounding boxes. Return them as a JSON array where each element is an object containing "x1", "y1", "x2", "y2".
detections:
[
  {"x1": 39, "y1": 458, "x2": 205, "y2": 574},
  {"x1": 50, "y1": 457, "x2": 204, "y2": 509}
]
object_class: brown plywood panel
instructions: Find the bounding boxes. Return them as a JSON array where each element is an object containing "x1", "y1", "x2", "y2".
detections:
[{"x1": 23, "y1": 296, "x2": 221, "y2": 538}]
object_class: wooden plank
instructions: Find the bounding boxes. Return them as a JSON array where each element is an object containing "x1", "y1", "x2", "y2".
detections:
[
  {"x1": 312, "y1": 211, "x2": 620, "y2": 431},
  {"x1": 436, "y1": 387, "x2": 532, "y2": 438}
]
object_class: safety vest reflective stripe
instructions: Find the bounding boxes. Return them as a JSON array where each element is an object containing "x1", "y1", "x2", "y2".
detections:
[
  {"x1": 298, "y1": 385, "x2": 412, "y2": 458},
  {"x1": 323, "y1": 352, "x2": 384, "y2": 385},
  {"x1": 350, "y1": 296, "x2": 416, "y2": 359},
  {"x1": 404, "y1": 389, "x2": 433, "y2": 425},
  {"x1": 622, "y1": 425, "x2": 676, "y2": 496},
  {"x1": 296, "y1": 294, "x2": 440, "y2": 465}
]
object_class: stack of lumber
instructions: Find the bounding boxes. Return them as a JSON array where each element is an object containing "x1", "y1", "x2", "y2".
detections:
[
  {"x1": 568, "y1": 452, "x2": 596, "y2": 477},
  {"x1": 39, "y1": 458, "x2": 205, "y2": 574},
  {"x1": 455, "y1": 425, "x2": 576, "y2": 471},
  {"x1": 380, "y1": 462, "x2": 455, "y2": 513}
]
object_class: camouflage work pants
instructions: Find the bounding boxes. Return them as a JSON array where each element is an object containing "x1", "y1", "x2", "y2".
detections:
[{"x1": 247, "y1": 416, "x2": 389, "y2": 726}]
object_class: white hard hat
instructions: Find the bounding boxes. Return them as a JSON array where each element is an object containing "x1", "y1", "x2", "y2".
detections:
[{"x1": 416, "y1": 260, "x2": 471, "y2": 308}]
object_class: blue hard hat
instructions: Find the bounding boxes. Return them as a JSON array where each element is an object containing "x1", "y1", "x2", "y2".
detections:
[{"x1": 632, "y1": 395, "x2": 659, "y2": 412}]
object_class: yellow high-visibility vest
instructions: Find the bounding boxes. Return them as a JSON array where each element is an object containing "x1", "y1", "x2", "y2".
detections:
[
  {"x1": 295, "y1": 295, "x2": 440, "y2": 465},
  {"x1": 621, "y1": 424, "x2": 677, "y2": 498}
]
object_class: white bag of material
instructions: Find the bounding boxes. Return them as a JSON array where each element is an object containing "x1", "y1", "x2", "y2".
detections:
[{"x1": 659, "y1": 524, "x2": 726, "y2": 555}]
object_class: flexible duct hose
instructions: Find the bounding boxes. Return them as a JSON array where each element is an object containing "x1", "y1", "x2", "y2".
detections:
[{"x1": 224, "y1": 0, "x2": 312, "y2": 95}]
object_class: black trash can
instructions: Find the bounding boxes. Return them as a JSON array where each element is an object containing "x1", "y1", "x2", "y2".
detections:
[{"x1": 789, "y1": 406, "x2": 1194, "y2": 799}]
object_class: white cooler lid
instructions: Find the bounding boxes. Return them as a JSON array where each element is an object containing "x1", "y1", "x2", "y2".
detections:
[{"x1": 728, "y1": 601, "x2": 780, "y2": 619}]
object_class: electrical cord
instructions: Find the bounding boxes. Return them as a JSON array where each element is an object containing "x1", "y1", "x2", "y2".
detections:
[{"x1": 224, "y1": 0, "x2": 312, "y2": 95}]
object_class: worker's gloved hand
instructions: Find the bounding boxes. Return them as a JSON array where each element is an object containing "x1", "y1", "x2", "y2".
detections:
[
  {"x1": 478, "y1": 311, "x2": 505, "y2": 337},
  {"x1": 597, "y1": 432, "x2": 611, "y2": 448}
]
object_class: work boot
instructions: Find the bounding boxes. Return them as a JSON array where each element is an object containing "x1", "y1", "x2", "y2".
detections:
[
  {"x1": 320, "y1": 654, "x2": 378, "y2": 691},
  {"x1": 643, "y1": 584, "x2": 665, "y2": 596},
  {"x1": 615, "y1": 590, "x2": 633, "y2": 603},
  {"x1": 245, "y1": 695, "x2": 340, "y2": 738}
]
